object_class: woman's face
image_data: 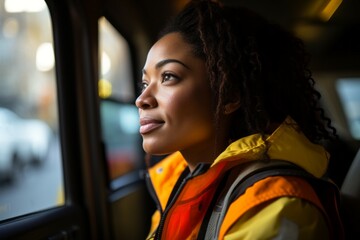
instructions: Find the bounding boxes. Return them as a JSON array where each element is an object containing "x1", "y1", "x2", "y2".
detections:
[{"x1": 136, "y1": 32, "x2": 216, "y2": 157}]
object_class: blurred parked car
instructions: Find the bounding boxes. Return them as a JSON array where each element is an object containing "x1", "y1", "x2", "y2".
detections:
[
  {"x1": 17, "y1": 119, "x2": 53, "y2": 165},
  {"x1": 0, "y1": 108, "x2": 21, "y2": 181},
  {"x1": 0, "y1": 107, "x2": 53, "y2": 182}
]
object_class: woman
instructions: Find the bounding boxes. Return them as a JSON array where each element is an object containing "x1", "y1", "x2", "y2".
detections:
[{"x1": 135, "y1": 0, "x2": 343, "y2": 239}]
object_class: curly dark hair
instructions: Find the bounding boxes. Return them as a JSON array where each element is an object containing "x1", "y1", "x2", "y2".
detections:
[{"x1": 159, "y1": 0, "x2": 336, "y2": 144}]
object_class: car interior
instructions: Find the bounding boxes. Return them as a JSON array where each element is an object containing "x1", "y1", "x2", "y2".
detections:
[{"x1": 0, "y1": 0, "x2": 359, "y2": 239}]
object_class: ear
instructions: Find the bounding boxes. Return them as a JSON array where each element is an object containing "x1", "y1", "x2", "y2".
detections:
[{"x1": 224, "y1": 101, "x2": 241, "y2": 115}]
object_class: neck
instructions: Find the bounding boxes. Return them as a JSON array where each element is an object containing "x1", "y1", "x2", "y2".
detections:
[{"x1": 180, "y1": 137, "x2": 228, "y2": 173}]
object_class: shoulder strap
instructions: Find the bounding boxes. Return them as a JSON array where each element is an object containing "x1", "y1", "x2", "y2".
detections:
[{"x1": 200, "y1": 160, "x2": 344, "y2": 240}]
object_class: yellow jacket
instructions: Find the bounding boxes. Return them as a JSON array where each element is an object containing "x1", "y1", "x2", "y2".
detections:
[{"x1": 146, "y1": 117, "x2": 337, "y2": 239}]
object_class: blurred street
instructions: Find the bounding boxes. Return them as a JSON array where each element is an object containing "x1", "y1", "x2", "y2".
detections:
[{"x1": 0, "y1": 135, "x2": 63, "y2": 221}]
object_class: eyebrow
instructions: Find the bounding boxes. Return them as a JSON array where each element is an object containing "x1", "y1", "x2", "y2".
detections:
[{"x1": 142, "y1": 58, "x2": 190, "y2": 74}]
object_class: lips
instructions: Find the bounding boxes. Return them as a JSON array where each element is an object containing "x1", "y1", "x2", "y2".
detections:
[{"x1": 139, "y1": 117, "x2": 164, "y2": 134}]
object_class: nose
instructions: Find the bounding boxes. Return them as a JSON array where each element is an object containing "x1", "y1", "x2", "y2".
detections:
[{"x1": 135, "y1": 88, "x2": 157, "y2": 110}]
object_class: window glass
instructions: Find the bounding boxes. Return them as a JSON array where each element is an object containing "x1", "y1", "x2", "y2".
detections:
[
  {"x1": 98, "y1": 17, "x2": 135, "y2": 101},
  {"x1": 0, "y1": 0, "x2": 64, "y2": 221},
  {"x1": 100, "y1": 99, "x2": 141, "y2": 183},
  {"x1": 98, "y1": 17, "x2": 142, "y2": 183},
  {"x1": 336, "y1": 78, "x2": 360, "y2": 140}
]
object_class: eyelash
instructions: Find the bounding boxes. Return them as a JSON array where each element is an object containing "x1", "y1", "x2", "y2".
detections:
[
  {"x1": 139, "y1": 72, "x2": 179, "y2": 92},
  {"x1": 161, "y1": 72, "x2": 178, "y2": 83}
]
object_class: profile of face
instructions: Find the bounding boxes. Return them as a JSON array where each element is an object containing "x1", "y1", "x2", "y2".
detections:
[{"x1": 135, "y1": 32, "x2": 216, "y2": 158}]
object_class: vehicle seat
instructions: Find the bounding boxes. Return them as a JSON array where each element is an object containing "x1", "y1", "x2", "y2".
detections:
[{"x1": 341, "y1": 148, "x2": 360, "y2": 239}]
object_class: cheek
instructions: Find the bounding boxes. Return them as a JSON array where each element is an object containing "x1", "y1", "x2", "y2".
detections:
[
  {"x1": 156, "y1": 87, "x2": 185, "y2": 113},
  {"x1": 166, "y1": 86, "x2": 214, "y2": 129},
  {"x1": 165, "y1": 93, "x2": 189, "y2": 116}
]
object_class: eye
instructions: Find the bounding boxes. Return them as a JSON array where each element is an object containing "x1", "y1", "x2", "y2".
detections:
[
  {"x1": 138, "y1": 81, "x2": 148, "y2": 92},
  {"x1": 161, "y1": 72, "x2": 178, "y2": 83}
]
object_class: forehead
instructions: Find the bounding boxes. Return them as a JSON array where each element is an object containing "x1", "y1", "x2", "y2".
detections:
[{"x1": 145, "y1": 32, "x2": 195, "y2": 65}]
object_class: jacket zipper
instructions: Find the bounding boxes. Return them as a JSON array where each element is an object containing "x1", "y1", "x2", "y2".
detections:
[
  {"x1": 154, "y1": 175, "x2": 192, "y2": 240},
  {"x1": 152, "y1": 164, "x2": 210, "y2": 239},
  {"x1": 144, "y1": 164, "x2": 210, "y2": 239}
]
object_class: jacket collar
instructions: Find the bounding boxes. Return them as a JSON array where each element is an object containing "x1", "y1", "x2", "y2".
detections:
[{"x1": 212, "y1": 117, "x2": 329, "y2": 177}]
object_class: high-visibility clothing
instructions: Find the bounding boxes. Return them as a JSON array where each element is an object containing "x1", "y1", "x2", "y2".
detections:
[{"x1": 146, "y1": 117, "x2": 339, "y2": 239}]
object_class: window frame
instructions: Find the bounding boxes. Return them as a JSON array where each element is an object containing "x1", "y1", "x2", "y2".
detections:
[{"x1": 0, "y1": 0, "x2": 100, "y2": 238}]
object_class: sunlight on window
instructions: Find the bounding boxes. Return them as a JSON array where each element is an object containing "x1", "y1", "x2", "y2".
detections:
[
  {"x1": 36, "y1": 42, "x2": 55, "y2": 72},
  {"x1": 4, "y1": 0, "x2": 46, "y2": 13}
]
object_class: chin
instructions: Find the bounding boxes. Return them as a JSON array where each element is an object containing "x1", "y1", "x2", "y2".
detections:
[{"x1": 143, "y1": 144, "x2": 173, "y2": 156}]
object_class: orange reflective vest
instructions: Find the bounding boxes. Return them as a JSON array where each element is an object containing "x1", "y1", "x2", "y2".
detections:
[{"x1": 146, "y1": 153, "x2": 338, "y2": 240}]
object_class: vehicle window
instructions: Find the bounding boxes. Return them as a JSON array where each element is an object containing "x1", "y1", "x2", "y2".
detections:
[
  {"x1": 99, "y1": 17, "x2": 135, "y2": 101},
  {"x1": 0, "y1": 0, "x2": 64, "y2": 221},
  {"x1": 98, "y1": 17, "x2": 142, "y2": 184},
  {"x1": 336, "y1": 78, "x2": 360, "y2": 140}
]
